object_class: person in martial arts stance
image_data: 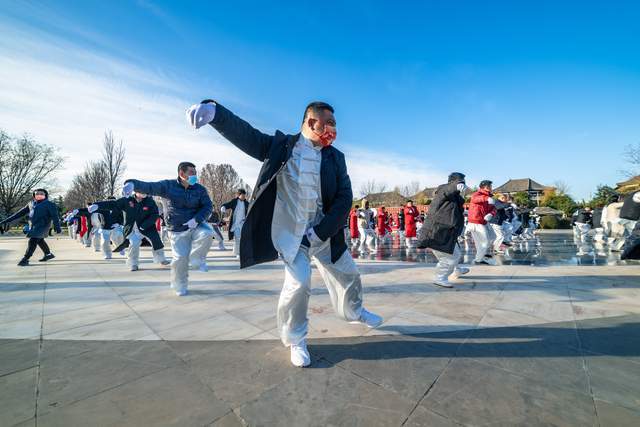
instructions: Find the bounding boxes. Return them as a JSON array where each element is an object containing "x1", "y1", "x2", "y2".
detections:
[
  {"x1": 403, "y1": 200, "x2": 419, "y2": 247},
  {"x1": 417, "y1": 173, "x2": 469, "y2": 288},
  {"x1": 90, "y1": 197, "x2": 126, "y2": 259},
  {"x1": 221, "y1": 189, "x2": 249, "y2": 259},
  {"x1": 0, "y1": 189, "x2": 62, "y2": 266},
  {"x1": 357, "y1": 199, "x2": 376, "y2": 253},
  {"x1": 187, "y1": 99, "x2": 383, "y2": 367},
  {"x1": 207, "y1": 209, "x2": 227, "y2": 251},
  {"x1": 123, "y1": 162, "x2": 214, "y2": 296},
  {"x1": 467, "y1": 180, "x2": 497, "y2": 265},
  {"x1": 89, "y1": 192, "x2": 170, "y2": 271}
]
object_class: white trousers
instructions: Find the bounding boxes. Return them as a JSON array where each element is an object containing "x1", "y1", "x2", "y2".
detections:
[
  {"x1": 100, "y1": 226, "x2": 125, "y2": 258},
  {"x1": 490, "y1": 223, "x2": 505, "y2": 251},
  {"x1": 502, "y1": 221, "x2": 513, "y2": 243},
  {"x1": 68, "y1": 223, "x2": 77, "y2": 240},
  {"x1": 278, "y1": 241, "x2": 363, "y2": 346},
  {"x1": 127, "y1": 226, "x2": 166, "y2": 267},
  {"x1": 432, "y1": 244, "x2": 463, "y2": 282},
  {"x1": 169, "y1": 224, "x2": 214, "y2": 292},
  {"x1": 211, "y1": 224, "x2": 226, "y2": 249},
  {"x1": 233, "y1": 230, "x2": 241, "y2": 256},
  {"x1": 575, "y1": 222, "x2": 591, "y2": 242},
  {"x1": 467, "y1": 223, "x2": 491, "y2": 262},
  {"x1": 357, "y1": 227, "x2": 376, "y2": 252}
]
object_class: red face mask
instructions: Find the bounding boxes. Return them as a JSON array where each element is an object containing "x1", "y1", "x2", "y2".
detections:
[
  {"x1": 313, "y1": 124, "x2": 337, "y2": 147},
  {"x1": 34, "y1": 195, "x2": 45, "y2": 201}
]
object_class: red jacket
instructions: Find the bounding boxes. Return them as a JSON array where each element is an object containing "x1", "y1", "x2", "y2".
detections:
[
  {"x1": 468, "y1": 189, "x2": 496, "y2": 225},
  {"x1": 349, "y1": 209, "x2": 359, "y2": 239}
]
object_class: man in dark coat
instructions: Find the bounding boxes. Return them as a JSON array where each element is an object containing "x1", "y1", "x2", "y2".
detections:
[
  {"x1": 88, "y1": 196, "x2": 126, "y2": 259},
  {"x1": 187, "y1": 99, "x2": 382, "y2": 367},
  {"x1": 417, "y1": 173, "x2": 470, "y2": 288},
  {"x1": 89, "y1": 192, "x2": 170, "y2": 271},
  {"x1": 0, "y1": 188, "x2": 61, "y2": 266},
  {"x1": 123, "y1": 161, "x2": 214, "y2": 295},
  {"x1": 221, "y1": 189, "x2": 249, "y2": 258}
]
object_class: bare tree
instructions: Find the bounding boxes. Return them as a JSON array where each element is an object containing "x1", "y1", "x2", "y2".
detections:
[
  {"x1": 620, "y1": 142, "x2": 640, "y2": 178},
  {"x1": 552, "y1": 180, "x2": 571, "y2": 196},
  {"x1": 359, "y1": 180, "x2": 387, "y2": 197},
  {"x1": 400, "y1": 181, "x2": 421, "y2": 197},
  {"x1": 0, "y1": 130, "x2": 64, "y2": 217},
  {"x1": 199, "y1": 163, "x2": 252, "y2": 215},
  {"x1": 63, "y1": 161, "x2": 110, "y2": 209},
  {"x1": 101, "y1": 130, "x2": 126, "y2": 196}
]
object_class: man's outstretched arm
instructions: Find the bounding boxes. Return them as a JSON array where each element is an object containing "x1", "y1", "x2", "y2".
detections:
[
  {"x1": 187, "y1": 101, "x2": 274, "y2": 162},
  {"x1": 124, "y1": 180, "x2": 170, "y2": 199}
]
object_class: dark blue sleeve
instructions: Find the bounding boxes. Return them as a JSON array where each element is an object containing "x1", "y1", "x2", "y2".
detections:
[
  {"x1": 0, "y1": 205, "x2": 30, "y2": 225},
  {"x1": 194, "y1": 187, "x2": 213, "y2": 224},
  {"x1": 127, "y1": 179, "x2": 171, "y2": 198},
  {"x1": 209, "y1": 104, "x2": 274, "y2": 162}
]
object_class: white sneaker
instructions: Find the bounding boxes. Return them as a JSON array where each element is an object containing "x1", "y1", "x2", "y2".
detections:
[
  {"x1": 199, "y1": 263, "x2": 208, "y2": 272},
  {"x1": 175, "y1": 289, "x2": 188, "y2": 296},
  {"x1": 433, "y1": 279, "x2": 454, "y2": 288},
  {"x1": 350, "y1": 308, "x2": 383, "y2": 328},
  {"x1": 235, "y1": 255, "x2": 240, "y2": 260},
  {"x1": 449, "y1": 267, "x2": 469, "y2": 280},
  {"x1": 290, "y1": 340, "x2": 311, "y2": 367}
]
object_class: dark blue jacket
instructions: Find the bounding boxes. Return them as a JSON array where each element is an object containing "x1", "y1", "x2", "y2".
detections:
[
  {"x1": 125, "y1": 179, "x2": 212, "y2": 232},
  {"x1": 1, "y1": 199, "x2": 61, "y2": 239},
  {"x1": 209, "y1": 103, "x2": 353, "y2": 269}
]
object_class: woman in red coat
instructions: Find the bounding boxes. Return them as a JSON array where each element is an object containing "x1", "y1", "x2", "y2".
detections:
[
  {"x1": 377, "y1": 206, "x2": 388, "y2": 237},
  {"x1": 349, "y1": 205, "x2": 360, "y2": 242},
  {"x1": 404, "y1": 200, "x2": 419, "y2": 239}
]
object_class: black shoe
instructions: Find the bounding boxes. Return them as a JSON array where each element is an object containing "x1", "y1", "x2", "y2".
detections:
[
  {"x1": 17, "y1": 258, "x2": 29, "y2": 266},
  {"x1": 39, "y1": 253, "x2": 55, "y2": 262}
]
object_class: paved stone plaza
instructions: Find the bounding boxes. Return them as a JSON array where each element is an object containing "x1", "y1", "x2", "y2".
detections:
[{"x1": 1, "y1": 231, "x2": 639, "y2": 426}]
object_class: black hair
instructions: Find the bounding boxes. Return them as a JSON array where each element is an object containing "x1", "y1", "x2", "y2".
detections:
[
  {"x1": 178, "y1": 162, "x2": 196, "y2": 174},
  {"x1": 448, "y1": 172, "x2": 466, "y2": 183},
  {"x1": 302, "y1": 101, "x2": 334, "y2": 124},
  {"x1": 237, "y1": 188, "x2": 247, "y2": 195},
  {"x1": 32, "y1": 188, "x2": 48, "y2": 198},
  {"x1": 479, "y1": 180, "x2": 493, "y2": 188},
  {"x1": 407, "y1": 199, "x2": 413, "y2": 203}
]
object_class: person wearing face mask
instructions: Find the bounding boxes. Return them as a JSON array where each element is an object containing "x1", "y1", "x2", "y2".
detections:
[
  {"x1": 187, "y1": 99, "x2": 383, "y2": 368},
  {"x1": 417, "y1": 173, "x2": 470, "y2": 288},
  {"x1": 221, "y1": 189, "x2": 249, "y2": 259},
  {"x1": 467, "y1": 180, "x2": 497, "y2": 265},
  {"x1": 122, "y1": 162, "x2": 214, "y2": 295},
  {"x1": 0, "y1": 189, "x2": 62, "y2": 266},
  {"x1": 88, "y1": 192, "x2": 170, "y2": 271}
]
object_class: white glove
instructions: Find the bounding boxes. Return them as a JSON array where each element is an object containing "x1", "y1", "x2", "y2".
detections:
[
  {"x1": 183, "y1": 218, "x2": 197, "y2": 229},
  {"x1": 487, "y1": 197, "x2": 495, "y2": 205},
  {"x1": 88, "y1": 204, "x2": 99, "y2": 213},
  {"x1": 456, "y1": 183, "x2": 467, "y2": 193},
  {"x1": 484, "y1": 214, "x2": 494, "y2": 222},
  {"x1": 220, "y1": 206, "x2": 227, "y2": 214},
  {"x1": 633, "y1": 192, "x2": 640, "y2": 203},
  {"x1": 187, "y1": 102, "x2": 216, "y2": 129},
  {"x1": 306, "y1": 227, "x2": 323, "y2": 245},
  {"x1": 72, "y1": 209, "x2": 79, "y2": 215},
  {"x1": 111, "y1": 223, "x2": 120, "y2": 229},
  {"x1": 123, "y1": 182, "x2": 134, "y2": 197}
]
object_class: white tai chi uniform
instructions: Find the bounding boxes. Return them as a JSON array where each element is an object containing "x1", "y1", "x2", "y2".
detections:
[
  {"x1": 126, "y1": 224, "x2": 167, "y2": 268},
  {"x1": 357, "y1": 208, "x2": 376, "y2": 252},
  {"x1": 432, "y1": 244, "x2": 466, "y2": 282},
  {"x1": 169, "y1": 223, "x2": 214, "y2": 294},
  {"x1": 272, "y1": 135, "x2": 363, "y2": 346},
  {"x1": 467, "y1": 222, "x2": 494, "y2": 262},
  {"x1": 231, "y1": 201, "x2": 245, "y2": 257}
]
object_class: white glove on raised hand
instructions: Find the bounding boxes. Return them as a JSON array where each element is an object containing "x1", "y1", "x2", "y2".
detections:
[
  {"x1": 111, "y1": 223, "x2": 120, "y2": 229},
  {"x1": 484, "y1": 214, "x2": 494, "y2": 222},
  {"x1": 123, "y1": 182, "x2": 134, "y2": 197},
  {"x1": 220, "y1": 206, "x2": 226, "y2": 214},
  {"x1": 72, "y1": 209, "x2": 79, "y2": 216},
  {"x1": 487, "y1": 197, "x2": 495, "y2": 205},
  {"x1": 183, "y1": 218, "x2": 198, "y2": 229},
  {"x1": 306, "y1": 227, "x2": 323, "y2": 245},
  {"x1": 186, "y1": 102, "x2": 216, "y2": 129},
  {"x1": 88, "y1": 204, "x2": 99, "y2": 213},
  {"x1": 456, "y1": 183, "x2": 467, "y2": 193}
]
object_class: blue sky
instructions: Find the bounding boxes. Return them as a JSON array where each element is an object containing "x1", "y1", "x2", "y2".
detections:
[{"x1": 1, "y1": 0, "x2": 639, "y2": 200}]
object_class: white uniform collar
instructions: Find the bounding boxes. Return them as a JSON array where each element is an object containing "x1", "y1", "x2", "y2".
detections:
[{"x1": 299, "y1": 133, "x2": 323, "y2": 152}]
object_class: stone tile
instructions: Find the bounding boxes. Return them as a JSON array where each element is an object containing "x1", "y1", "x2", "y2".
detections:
[
  {"x1": 159, "y1": 313, "x2": 262, "y2": 341},
  {"x1": 209, "y1": 411, "x2": 246, "y2": 427},
  {"x1": 404, "y1": 406, "x2": 460, "y2": 427},
  {"x1": 0, "y1": 367, "x2": 37, "y2": 426},
  {"x1": 42, "y1": 302, "x2": 133, "y2": 336},
  {"x1": 576, "y1": 315, "x2": 640, "y2": 360},
  {"x1": 37, "y1": 367, "x2": 230, "y2": 427},
  {"x1": 237, "y1": 359, "x2": 415, "y2": 426},
  {"x1": 43, "y1": 315, "x2": 155, "y2": 340},
  {"x1": 0, "y1": 339, "x2": 40, "y2": 376},
  {"x1": 136, "y1": 299, "x2": 228, "y2": 332},
  {"x1": 0, "y1": 316, "x2": 42, "y2": 339},
  {"x1": 595, "y1": 399, "x2": 640, "y2": 427},
  {"x1": 313, "y1": 335, "x2": 455, "y2": 401},
  {"x1": 422, "y1": 358, "x2": 597, "y2": 426},
  {"x1": 37, "y1": 345, "x2": 169, "y2": 414},
  {"x1": 186, "y1": 340, "x2": 293, "y2": 407},
  {"x1": 586, "y1": 354, "x2": 640, "y2": 412}
]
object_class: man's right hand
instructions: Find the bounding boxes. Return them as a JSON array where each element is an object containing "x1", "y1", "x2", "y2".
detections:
[
  {"x1": 123, "y1": 182, "x2": 134, "y2": 197},
  {"x1": 186, "y1": 102, "x2": 216, "y2": 129},
  {"x1": 88, "y1": 204, "x2": 99, "y2": 213}
]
